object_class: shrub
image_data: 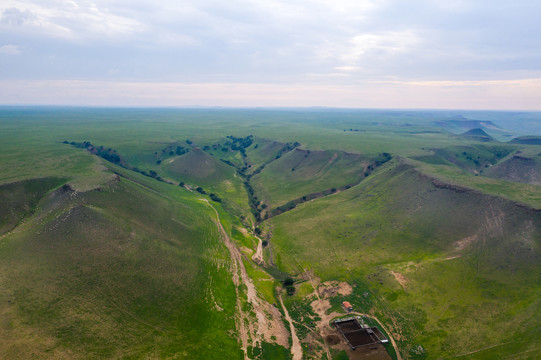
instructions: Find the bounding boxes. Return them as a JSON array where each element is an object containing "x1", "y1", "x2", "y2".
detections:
[{"x1": 286, "y1": 285, "x2": 295, "y2": 296}]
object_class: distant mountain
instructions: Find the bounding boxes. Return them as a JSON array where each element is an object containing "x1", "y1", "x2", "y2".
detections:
[
  {"x1": 434, "y1": 119, "x2": 502, "y2": 131},
  {"x1": 510, "y1": 136, "x2": 541, "y2": 145},
  {"x1": 459, "y1": 128, "x2": 495, "y2": 142}
]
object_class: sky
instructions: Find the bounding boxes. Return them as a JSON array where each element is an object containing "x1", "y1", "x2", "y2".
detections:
[{"x1": 1, "y1": 0, "x2": 540, "y2": 109}]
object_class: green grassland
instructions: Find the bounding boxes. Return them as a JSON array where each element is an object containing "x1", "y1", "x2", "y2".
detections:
[
  {"x1": 251, "y1": 148, "x2": 369, "y2": 209},
  {"x1": 245, "y1": 138, "x2": 293, "y2": 170},
  {"x1": 1, "y1": 107, "x2": 541, "y2": 359},
  {"x1": 161, "y1": 148, "x2": 252, "y2": 219},
  {"x1": 270, "y1": 160, "x2": 541, "y2": 358},
  {"x1": 412, "y1": 144, "x2": 516, "y2": 173},
  {"x1": 484, "y1": 153, "x2": 541, "y2": 185},
  {"x1": 0, "y1": 153, "x2": 242, "y2": 358}
]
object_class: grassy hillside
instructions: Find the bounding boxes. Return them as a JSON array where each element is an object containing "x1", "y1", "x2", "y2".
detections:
[
  {"x1": 484, "y1": 154, "x2": 541, "y2": 186},
  {"x1": 163, "y1": 148, "x2": 235, "y2": 186},
  {"x1": 0, "y1": 172, "x2": 242, "y2": 359},
  {"x1": 251, "y1": 149, "x2": 369, "y2": 209},
  {"x1": 245, "y1": 139, "x2": 297, "y2": 171},
  {"x1": 412, "y1": 145, "x2": 515, "y2": 174},
  {"x1": 458, "y1": 128, "x2": 495, "y2": 142},
  {"x1": 510, "y1": 136, "x2": 541, "y2": 145},
  {"x1": 0, "y1": 177, "x2": 66, "y2": 235},
  {"x1": 162, "y1": 149, "x2": 251, "y2": 219},
  {"x1": 270, "y1": 160, "x2": 541, "y2": 358},
  {"x1": 2, "y1": 107, "x2": 541, "y2": 360}
]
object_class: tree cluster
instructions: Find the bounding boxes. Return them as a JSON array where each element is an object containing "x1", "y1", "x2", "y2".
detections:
[
  {"x1": 283, "y1": 277, "x2": 295, "y2": 296},
  {"x1": 64, "y1": 141, "x2": 121, "y2": 164}
]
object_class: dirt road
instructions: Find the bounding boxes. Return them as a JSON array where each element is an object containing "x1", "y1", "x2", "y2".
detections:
[
  {"x1": 200, "y1": 199, "x2": 290, "y2": 358},
  {"x1": 279, "y1": 294, "x2": 303, "y2": 360}
]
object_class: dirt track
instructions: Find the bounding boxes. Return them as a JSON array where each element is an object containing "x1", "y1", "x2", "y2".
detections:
[
  {"x1": 202, "y1": 199, "x2": 402, "y2": 360},
  {"x1": 251, "y1": 236, "x2": 265, "y2": 265},
  {"x1": 279, "y1": 294, "x2": 303, "y2": 360},
  {"x1": 200, "y1": 199, "x2": 290, "y2": 358}
]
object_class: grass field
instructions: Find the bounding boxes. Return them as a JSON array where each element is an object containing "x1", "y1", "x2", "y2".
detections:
[
  {"x1": 251, "y1": 148, "x2": 369, "y2": 208},
  {"x1": 0, "y1": 144, "x2": 242, "y2": 358},
  {"x1": 1, "y1": 107, "x2": 541, "y2": 359},
  {"x1": 270, "y1": 160, "x2": 541, "y2": 358}
]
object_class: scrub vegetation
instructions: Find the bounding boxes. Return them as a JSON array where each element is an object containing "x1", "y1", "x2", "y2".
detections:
[{"x1": 1, "y1": 107, "x2": 540, "y2": 359}]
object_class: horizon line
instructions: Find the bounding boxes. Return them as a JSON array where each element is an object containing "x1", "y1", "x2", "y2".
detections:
[{"x1": 1, "y1": 104, "x2": 540, "y2": 112}]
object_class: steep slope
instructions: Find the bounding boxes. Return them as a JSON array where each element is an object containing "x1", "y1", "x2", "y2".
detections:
[
  {"x1": 270, "y1": 160, "x2": 541, "y2": 358},
  {"x1": 484, "y1": 154, "x2": 541, "y2": 185},
  {"x1": 162, "y1": 148, "x2": 251, "y2": 218},
  {"x1": 412, "y1": 145, "x2": 514, "y2": 174},
  {"x1": 245, "y1": 139, "x2": 297, "y2": 171},
  {"x1": 251, "y1": 148, "x2": 370, "y2": 209},
  {"x1": 0, "y1": 176, "x2": 242, "y2": 359},
  {"x1": 0, "y1": 177, "x2": 65, "y2": 235},
  {"x1": 163, "y1": 148, "x2": 235, "y2": 185}
]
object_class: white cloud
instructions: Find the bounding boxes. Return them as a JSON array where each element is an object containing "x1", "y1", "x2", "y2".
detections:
[
  {"x1": 312, "y1": 30, "x2": 421, "y2": 75},
  {"x1": 1, "y1": 1, "x2": 143, "y2": 40},
  {"x1": 1, "y1": 7, "x2": 33, "y2": 26},
  {"x1": 0, "y1": 44, "x2": 21, "y2": 55},
  {"x1": 0, "y1": 0, "x2": 540, "y2": 109},
  {"x1": 334, "y1": 66, "x2": 361, "y2": 72},
  {"x1": 350, "y1": 31, "x2": 419, "y2": 58}
]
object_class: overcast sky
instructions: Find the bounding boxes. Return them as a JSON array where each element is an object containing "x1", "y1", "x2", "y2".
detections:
[{"x1": 1, "y1": 0, "x2": 540, "y2": 109}]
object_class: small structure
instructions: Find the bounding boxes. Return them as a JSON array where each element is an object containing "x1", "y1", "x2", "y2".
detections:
[
  {"x1": 342, "y1": 301, "x2": 353, "y2": 312},
  {"x1": 334, "y1": 317, "x2": 389, "y2": 349}
]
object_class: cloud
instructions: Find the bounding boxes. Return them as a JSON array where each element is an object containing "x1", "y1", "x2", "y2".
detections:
[
  {"x1": 0, "y1": 0, "x2": 540, "y2": 108},
  {"x1": 1, "y1": 1, "x2": 143, "y2": 40},
  {"x1": 334, "y1": 66, "x2": 361, "y2": 72},
  {"x1": 1, "y1": 7, "x2": 33, "y2": 26},
  {"x1": 0, "y1": 44, "x2": 21, "y2": 55},
  {"x1": 332, "y1": 31, "x2": 421, "y2": 66}
]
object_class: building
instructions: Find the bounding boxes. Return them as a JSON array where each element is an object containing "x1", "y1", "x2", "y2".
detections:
[
  {"x1": 334, "y1": 317, "x2": 389, "y2": 349},
  {"x1": 342, "y1": 301, "x2": 353, "y2": 312}
]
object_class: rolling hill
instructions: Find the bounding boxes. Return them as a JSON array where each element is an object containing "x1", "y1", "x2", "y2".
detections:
[
  {"x1": 162, "y1": 149, "x2": 252, "y2": 219},
  {"x1": 1, "y1": 107, "x2": 541, "y2": 360},
  {"x1": 0, "y1": 173, "x2": 242, "y2": 359},
  {"x1": 270, "y1": 159, "x2": 541, "y2": 358},
  {"x1": 251, "y1": 148, "x2": 370, "y2": 209},
  {"x1": 458, "y1": 128, "x2": 495, "y2": 142},
  {"x1": 484, "y1": 154, "x2": 541, "y2": 186}
]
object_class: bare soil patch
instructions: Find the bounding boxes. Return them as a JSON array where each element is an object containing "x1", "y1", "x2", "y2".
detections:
[
  {"x1": 454, "y1": 235, "x2": 478, "y2": 251},
  {"x1": 390, "y1": 271, "x2": 408, "y2": 290},
  {"x1": 251, "y1": 237, "x2": 265, "y2": 265},
  {"x1": 318, "y1": 281, "x2": 353, "y2": 298},
  {"x1": 325, "y1": 334, "x2": 341, "y2": 345}
]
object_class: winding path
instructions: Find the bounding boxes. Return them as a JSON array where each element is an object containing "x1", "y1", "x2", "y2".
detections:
[
  {"x1": 279, "y1": 294, "x2": 303, "y2": 360},
  {"x1": 199, "y1": 199, "x2": 290, "y2": 358}
]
